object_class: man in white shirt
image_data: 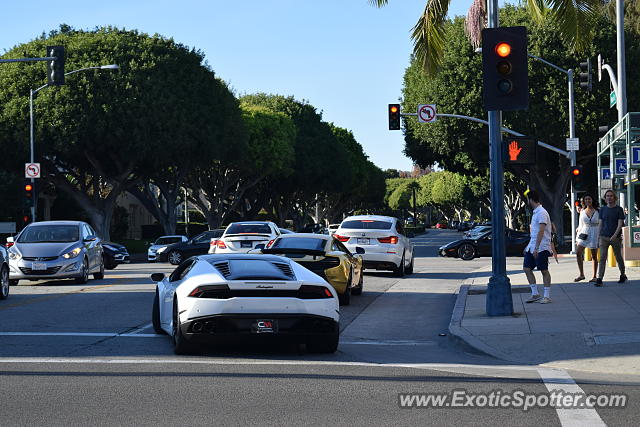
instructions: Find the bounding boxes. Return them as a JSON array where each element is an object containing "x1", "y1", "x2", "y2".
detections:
[{"x1": 523, "y1": 190, "x2": 553, "y2": 303}]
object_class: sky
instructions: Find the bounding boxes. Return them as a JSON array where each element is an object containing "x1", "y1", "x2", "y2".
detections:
[{"x1": 0, "y1": 0, "x2": 479, "y2": 171}]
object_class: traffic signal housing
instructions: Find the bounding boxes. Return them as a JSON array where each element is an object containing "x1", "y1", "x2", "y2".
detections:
[
  {"x1": 46, "y1": 45, "x2": 65, "y2": 86},
  {"x1": 388, "y1": 104, "x2": 401, "y2": 130},
  {"x1": 482, "y1": 26, "x2": 529, "y2": 111},
  {"x1": 570, "y1": 165, "x2": 584, "y2": 191},
  {"x1": 504, "y1": 136, "x2": 536, "y2": 165},
  {"x1": 24, "y1": 181, "x2": 34, "y2": 207},
  {"x1": 579, "y1": 59, "x2": 592, "y2": 92}
]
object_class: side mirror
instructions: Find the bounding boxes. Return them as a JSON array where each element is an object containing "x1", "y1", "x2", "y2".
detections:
[
  {"x1": 6, "y1": 237, "x2": 14, "y2": 243},
  {"x1": 84, "y1": 235, "x2": 97, "y2": 242},
  {"x1": 255, "y1": 244, "x2": 266, "y2": 250},
  {"x1": 355, "y1": 247, "x2": 365, "y2": 255},
  {"x1": 151, "y1": 273, "x2": 165, "y2": 282}
]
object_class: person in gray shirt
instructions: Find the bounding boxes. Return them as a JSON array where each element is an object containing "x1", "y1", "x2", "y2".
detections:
[{"x1": 596, "y1": 189, "x2": 627, "y2": 286}]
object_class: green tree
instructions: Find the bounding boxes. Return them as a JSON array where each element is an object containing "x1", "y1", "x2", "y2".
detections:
[{"x1": 369, "y1": 0, "x2": 602, "y2": 75}]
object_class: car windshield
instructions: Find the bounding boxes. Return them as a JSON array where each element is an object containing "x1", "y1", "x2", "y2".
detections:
[
  {"x1": 340, "y1": 220, "x2": 392, "y2": 230},
  {"x1": 154, "y1": 237, "x2": 183, "y2": 245},
  {"x1": 226, "y1": 223, "x2": 271, "y2": 234},
  {"x1": 17, "y1": 225, "x2": 80, "y2": 243},
  {"x1": 271, "y1": 237, "x2": 326, "y2": 251}
]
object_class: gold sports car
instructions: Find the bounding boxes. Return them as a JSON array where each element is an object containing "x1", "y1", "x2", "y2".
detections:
[{"x1": 259, "y1": 233, "x2": 364, "y2": 306}]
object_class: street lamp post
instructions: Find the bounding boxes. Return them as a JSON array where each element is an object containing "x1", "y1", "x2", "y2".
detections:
[{"x1": 29, "y1": 64, "x2": 119, "y2": 221}]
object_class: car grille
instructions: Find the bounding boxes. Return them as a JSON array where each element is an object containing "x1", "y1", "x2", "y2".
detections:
[
  {"x1": 295, "y1": 257, "x2": 340, "y2": 278},
  {"x1": 23, "y1": 256, "x2": 58, "y2": 261},
  {"x1": 19, "y1": 266, "x2": 62, "y2": 275}
]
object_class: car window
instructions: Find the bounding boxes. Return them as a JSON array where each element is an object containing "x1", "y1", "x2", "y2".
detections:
[
  {"x1": 395, "y1": 222, "x2": 404, "y2": 235},
  {"x1": 272, "y1": 237, "x2": 325, "y2": 251},
  {"x1": 169, "y1": 259, "x2": 195, "y2": 282},
  {"x1": 155, "y1": 237, "x2": 183, "y2": 245},
  {"x1": 88, "y1": 225, "x2": 97, "y2": 237},
  {"x1": 226, "y1": 223, "x2": 272, "y2": 234},
  {"x1": 341, "y1": 220, "x2": 393, "y2": 230},
  {"x1": 192, "y1": 233, "x2": 210, "y2": 244},
  {"x1": 83, "y1": 224, "x2": 92, "y2": 239}
]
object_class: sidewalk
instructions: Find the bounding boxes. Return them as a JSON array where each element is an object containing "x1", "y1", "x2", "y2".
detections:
[{"x1": 449, "y1": 256, "x2": 640, "y2": 375}]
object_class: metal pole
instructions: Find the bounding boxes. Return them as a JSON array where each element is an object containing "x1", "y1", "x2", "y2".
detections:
[
  {"x1": 29, "y1": 89, "x2": 36, "y2": 222},
  {"x1": 568, "y1": 70, "x2": 577, "y2": 254},
  {"x1": 616, "y1": 0, "x2": 627, "y2": 120},
  {"x1": 485, "y1": 0, "x2": 512, "y2": 317}
]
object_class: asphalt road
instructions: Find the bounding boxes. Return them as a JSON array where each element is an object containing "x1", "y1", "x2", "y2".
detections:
[{"x1": 0, "y1": 230, "x2": 637, "y2": 426}]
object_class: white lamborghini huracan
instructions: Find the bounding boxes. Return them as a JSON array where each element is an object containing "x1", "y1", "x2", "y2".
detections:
[{"x1": 151, "y1": 254, "x2": 340, "y2": 354}]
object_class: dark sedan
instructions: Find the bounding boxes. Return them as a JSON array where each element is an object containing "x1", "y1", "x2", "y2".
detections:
[
  {"x1": 156, "y1": 229, "x2": 224, "y2": 265},
  {"x1": 439, "y1": 229, "x2": 530, "y2": 260},
  {"x1": 102, "y1": 242, "x2": 130, "y2": 270}
]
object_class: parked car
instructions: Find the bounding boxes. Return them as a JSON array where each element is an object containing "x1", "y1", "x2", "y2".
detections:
[
  {"x1": 439, "y1": 229, "x2": 530, "y2": 260},
  {"x1": 157, "y1": 229, "x2": 224, "y2": 265},
  {"x1": 102, "y1": 241, "x2": 130, "y2": 270},
  {"x1": 148, "y1": 235, "x2": 188, "y2": 262},
  {"x1": 259, "y1": 233, "x2": 364, "y2": 305},
  {"x1": 334, "y1": 215, "x2": 414, "y2": 276},
  {"x1": 327, "y1": 224, "x2": 341, "y2": 235},
  {"x1": 464, "y1": 225, "x2": 491, "y2": 238},
  {"x1": 7, "y1": 220, "x2": 104, "y2": 285},
  {"x1": 0, "y1": 245, "x2": 9, "y2": 300},
  {"x1": 151, "y1": 253, "x2": 339, "y2": 354},
  {"x1": 210, "y1": 221, "x2": 280, "y2": 254},
  {"x1": 435, "y1": 222, "x2": 447, "y2": 229},
  {"x1": 456, "y1": 221, "x2": 474, "y2": 232}
]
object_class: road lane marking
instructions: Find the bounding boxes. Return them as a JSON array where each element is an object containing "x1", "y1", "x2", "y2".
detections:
[
  {"x1": 127, "y1": 323, "x2": 153, "y2": 335},
  {"x1": 0, "y1": 332, "x2": 161, "y2": 338},
  {"x1": 340, "y1": 340, "x2": 436, "y2": 346},
  {"x1": 0, "y1": 284, "x2": 116, "y2": 311},
  {"x1": 537, "y1": 367, "x2": 606, "y2": 427}
]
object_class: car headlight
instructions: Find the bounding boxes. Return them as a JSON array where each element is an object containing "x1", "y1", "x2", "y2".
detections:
[
  {"x1": 62, "y1": 247, "x2": 82, "y2": 259},
  {"x1": 8, "y1": 249, "x2": 21, "y2": 260},
  {"x1": 156, "y1": 246, "x2": 167, "y2": 254}
]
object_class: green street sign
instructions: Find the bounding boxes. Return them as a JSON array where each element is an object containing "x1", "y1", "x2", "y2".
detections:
[{"x1": 610, "y1": 91, "x2": 617, "y2": 108}]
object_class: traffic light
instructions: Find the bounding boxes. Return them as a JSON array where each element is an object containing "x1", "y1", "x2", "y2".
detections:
[
  {"x1": 570, "y1": 165, "x2": 584, "y2": 191},
  {"x1": 503, "y1": 137, "x2": 536, "y2": 165},
  {"x1": 24, "y1": 181, "x2": 34, "y2": 207},
  {"x1": 388, "y1": 104, "x2": 401, "y2": 130},
  {"x1": 46, "y1": 45, "x2": 65, "y2": 86},
  {"x1": 481, "y1": 26, "x2": 528, "y2": 111},
  {"x1": 579, "y1": 59, "x2": 592, "y2": 92}
]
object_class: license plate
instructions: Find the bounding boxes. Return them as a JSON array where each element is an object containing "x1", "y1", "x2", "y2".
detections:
[
  {"x1": 357, "y1": 238, "x2": 369, "y2": 245},
  {"x1": 31, "y1": 262, "x2": 47, "y2": 271},
  {"x1": 252, "y1": 319, "x2": 277, "y2": 334},
  {"x1": 241, "y1": 241, "x2": 253, "y2": 248}
]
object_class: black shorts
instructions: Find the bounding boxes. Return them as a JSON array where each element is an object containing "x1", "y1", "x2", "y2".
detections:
[{"x1": 523, "y1": 250, "x2": 551, "y2": 271}]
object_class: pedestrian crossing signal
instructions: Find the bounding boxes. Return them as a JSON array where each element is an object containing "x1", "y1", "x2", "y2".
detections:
[{"x1": 503, "y1": 137, "x2": 536, "y2": 165}]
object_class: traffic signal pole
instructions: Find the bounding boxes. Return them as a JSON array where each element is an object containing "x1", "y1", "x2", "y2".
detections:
[
  {"x1": 29, "y1": 89, "x2": 36, "y2": 222},
  {"x1": 568, "y1": 70, "x2": 577, "y2": 255},
  {"x1": 485, "y1": 0, "x2": 513, "y2": 316}
]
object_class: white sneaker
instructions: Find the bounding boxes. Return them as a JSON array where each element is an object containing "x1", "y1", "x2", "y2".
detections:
[
  {"x1": 540, "y1": 297, "x2": 552, "y2": 304},
  {"x1": 526, "y1": 294, "x2": 541, "y2": 303}
]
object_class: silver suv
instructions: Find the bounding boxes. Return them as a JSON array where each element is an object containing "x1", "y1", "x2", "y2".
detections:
[{"x1": 7, "y1": 221, "x2": 104, "y2": 285}]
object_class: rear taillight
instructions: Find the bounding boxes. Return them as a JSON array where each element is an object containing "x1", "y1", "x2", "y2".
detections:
[
  {"x1": 5, "y1": 243, "x2": 13, "y2": 248},
  {"x1": 217, "y1": 240, "x2": 227, "y2": 249},
  {"x1": 266, "y1": 239, "x2": 275, "y2": 248},
  {"x1": 210, "y1": 239, "x2": 218, "y2": 246},
  {"x1": 378, "y1": 236, "x2": 398, "y2": 244},
  {"x1": 334, "y1": 234, "x2": 349, "y2": 242}
]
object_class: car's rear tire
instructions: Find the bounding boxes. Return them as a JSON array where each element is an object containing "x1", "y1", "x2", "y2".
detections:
[
  {"x1": 458, "y1": 244, "x2": 476, "y2": 261},
  {"x1": 0, "y1": 266, "x2": 9, "y2": 300},
  {"x1": 172, "y1": 300, "x2": 194, "y2": 355},
  {"x1": 405, "y1": 254, "x2": 414, "y2": 274},
  {"x1": 351, "y1": 272, "x2": 363, "y2": 296},
  {"x1": 152, "y1": 289, "x2": 165, "y2": 334},
  {"x1": 75, "y1": 258, "x2": 89, "y2": 284},
  {"x1": 394, "y1": 254, "x2": 405, "y2": 277},
  {"x1": 307, "y1": 333, "x2": 339, "y2": 353},
  {"x1": 93, "y1": 257, "x2": 105, "y2": 280},
  {"x1": 168, "y1": 250, "x2": 183, "y2": 265}
]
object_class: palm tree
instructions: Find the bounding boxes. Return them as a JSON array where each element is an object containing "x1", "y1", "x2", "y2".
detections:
[{"x1": 369, "y1": 0, "x2": 603, "y2": 75}]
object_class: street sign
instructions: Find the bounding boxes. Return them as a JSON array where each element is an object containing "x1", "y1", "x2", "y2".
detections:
[
  {"x1": 417, "y1": 104, "x2": 437, "y2": 123},
  {"x1": 610, "y1": 91, "x2": 617, "y2": 108},
  {"x1": 601, "y1": 168, "x2": 611, "y2": 180},
  {"x1": 24, "y1": 163, "x2": 40, "y2": 179},
  {"x1": 631, "y1": 146, "x2": 640, "y2": 166},
  {"x1": 566, "y1": 137, "x2": 579, "y2": 151},
  {"x1": 614, "y1": 158, "x2": 627, "y2": 176},
  {"x1": 504, "y1": 137, "x2": 536, "y2": 165}
]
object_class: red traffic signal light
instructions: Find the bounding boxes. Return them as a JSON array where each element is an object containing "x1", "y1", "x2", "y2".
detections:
[
  {"x1": 25, "y1": 184, "x2": 33, "y2": 192},
  {"x1": 571, "y1": 167, "x2": 581, "y2": 176},
  {"x1": 574, "y1": 201, "x2": 581, "y2": 207},
  {"x1": 388, "y1": 103, "x2": 401, "y2": 130},
  {"x1": 496, "y1": 42, "x2": 511, "y2": 57}
]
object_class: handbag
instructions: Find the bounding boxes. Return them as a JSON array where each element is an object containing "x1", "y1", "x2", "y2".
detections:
[{"x1": 578, "y1": 233, "x2": 588, "y2": 241}]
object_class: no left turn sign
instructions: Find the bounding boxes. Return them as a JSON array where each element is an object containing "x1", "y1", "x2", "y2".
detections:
[
  {"x1": 25, "y1": 163, "x2": 41, "y2": 179},
  {"x1": 417, "y1": 104, "x2": 437, "y2": 123}
]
